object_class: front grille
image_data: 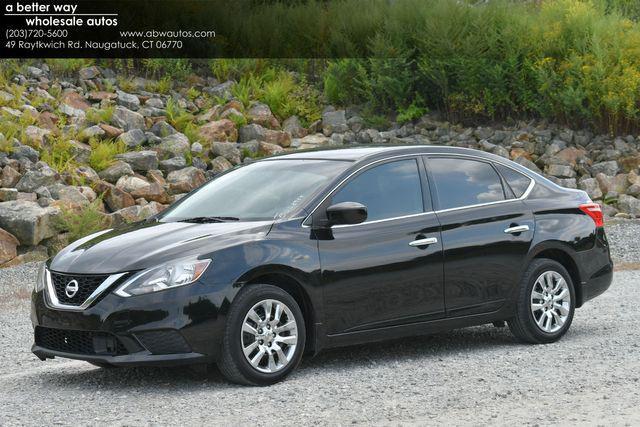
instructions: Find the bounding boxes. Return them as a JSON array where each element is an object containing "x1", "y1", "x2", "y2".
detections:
[
  {"x1": 49, "y1": 272, "x2": 110, "y2": 306},
  {"x1": 135, "y1": 330, "x2": 192, "y2": 354},
  {"x1": 35, "y1": 326, "x2": 128, "y2": 356}
]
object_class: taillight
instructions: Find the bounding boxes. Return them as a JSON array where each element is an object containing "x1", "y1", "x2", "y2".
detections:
[{"x1": 579, "y1": 203, "x2": 604, "y2": 227}]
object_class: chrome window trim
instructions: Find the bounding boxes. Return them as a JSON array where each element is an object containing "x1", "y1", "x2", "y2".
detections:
[
  {"x1": 44, "y1": 269, "x2": 127, "y2": 312},
  {"x1": 300, "y1": 151, "x2": 536, "y2": 228}
]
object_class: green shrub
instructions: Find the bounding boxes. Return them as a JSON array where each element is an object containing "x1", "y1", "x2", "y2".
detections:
[
  {"x1": 54, "y1": 198, "x2": 109, "y2": 244},
  {"x1": 85, "y1": 106, "x2": 114, "y2": 125},
  {"x1": 165, "y1": 98, "x2": 194, "y2": 132},
  {"x1": 88, "y1": 139, "x2": 127, "y2": 171},
  {"x1": 45, "y1": 59, "x2": 94, "y2": 75},
  {"x1": 40, "y1": 137, "x2": 78, "y2": 175}
]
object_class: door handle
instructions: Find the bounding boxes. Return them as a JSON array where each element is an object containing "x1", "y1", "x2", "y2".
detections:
[
  {"x1": 409, "y1": 237, "x2": 438, "y2": 247},
  {"x1": 504, "y1": 225, "x2": 530, "y2": 234}
]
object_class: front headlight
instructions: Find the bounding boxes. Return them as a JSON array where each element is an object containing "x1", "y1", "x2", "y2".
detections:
[
  {"x1": 35, "y1": 262, "x2": 46, "y2": 292},
  {"x1": 114, "y1": 257, "x2": 211, "y2": 297}
]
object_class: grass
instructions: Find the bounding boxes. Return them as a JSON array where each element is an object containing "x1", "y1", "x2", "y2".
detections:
[
  {"x1": 85, "y1": 106, "x2": 114, "y2": 125},
  {"x1": 39, "y1": 136, "x2": 78, "y2": 175},
  {"x1": 88, "y1": 139, "x2": 127, "y2": 171},
  {"x1": 54, "y1": 198, "x2": 109, "y2": 245}
]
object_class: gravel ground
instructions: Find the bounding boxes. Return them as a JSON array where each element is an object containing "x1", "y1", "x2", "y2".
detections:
[{"x1": 0, "y1": 222, "x2": 638, "y2": 426}]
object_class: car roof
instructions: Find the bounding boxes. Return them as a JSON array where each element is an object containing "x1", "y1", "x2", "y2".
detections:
[{"x1": 264, "y1": 145, "x2": 501, "y2": 162}]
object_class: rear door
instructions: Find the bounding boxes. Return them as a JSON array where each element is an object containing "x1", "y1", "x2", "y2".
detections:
[
  {"x1": 425, "y1": 156, "x2": 534, "y2": 317},
  {"x1": 317, "y1": 157, "x2": 444, "y2": 335}
]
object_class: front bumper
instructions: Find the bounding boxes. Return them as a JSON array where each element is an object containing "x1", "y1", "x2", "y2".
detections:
[{"x1": 31, "y1": 278, "x2": 233, "y2": 367}]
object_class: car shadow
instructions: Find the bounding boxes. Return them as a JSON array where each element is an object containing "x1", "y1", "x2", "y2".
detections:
[{"x1": 35, "y1": 324, "x2": 587, "y2": 389}]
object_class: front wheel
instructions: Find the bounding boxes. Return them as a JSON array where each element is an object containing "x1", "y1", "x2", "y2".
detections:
[
  {"x1": 508, "y1": 259, "x2": 575, "y2": 344},
  {"x1": 218, "y1": 284, "x2": 305, "y2": 385}
]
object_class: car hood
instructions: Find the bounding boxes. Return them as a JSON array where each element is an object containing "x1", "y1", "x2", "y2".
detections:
[{"x1": 49, "y1": 220, "x2": 273, "y2": 274}]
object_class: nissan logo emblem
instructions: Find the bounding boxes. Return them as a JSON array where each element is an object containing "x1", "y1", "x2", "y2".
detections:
[{"x1": 65, "y1": 280, "x2": 79, "y2": 298}]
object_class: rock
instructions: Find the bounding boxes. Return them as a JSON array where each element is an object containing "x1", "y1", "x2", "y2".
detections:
[
  {"x1": 1, "y1": 166, "x2": 22, "y2": 187},
  {"x1": 159, "y1": 157, "x2": 187, "y2": 174},
  {"x1": 115, "y1": 175, "x2": 169, "y2": 203},
  {"x1": 513, "y1": 156, "x2": 543, "y2": 174},
  {"x1": 0, "y1": 227, "x2": 19, "y2": 264},
  {"x1": 75, "y1": 166, "x2": 100, "y2": 183},
  {"x1": 145, "y1": 98, "x2": 164, "y2": 108},
  {"x1": 112, "y1": 106, "x2": 145, "y2": 131},
  {"x1": 591, "y1": 160, "x2": 619, "y2": 177},
  {"x1": 15, "y1": 166, "x2": 59, "y2": 192},
  {"x1": 115, "y1": 151, "x2": 159, "y2": 172},
  {"x1": 0, "y1": 188, "x2": 18, "y2": 201},
  {"x1": 167, "y1": 167, "x2": 206, "y2": 193},
  {"x1": 99, "y1": 124, "x2": 124, "y2": 138},
  {"x1": 17, "y1": 192, "x2": 37, "y2": 202},
  {"x1": 258, "y1": 142, "x2": 284, "y2": 156},
  {"x1": 156, "y1": 134, "x2": 190, "y2": 158},
  {"x1": 209, "y1": 156, "x2": 234, "y2": 174},
  {"x1": 199, "y1": 119, "x2": 238, "y2": 143},
  {"x1": 78, "y1": 125, "x2": 106, "y2": 142},
  {"x1": 24, "y1": 126, "x2": 51, "y2": 147},
  {"x1": 48, "y1": 184, "x2": 90, "y2": 207},
  {"x1": 150, "y1": 121, "x2": 177, "y2": 138},
  {"x1": 627, "y1": 184, "x2": 640, "y2": 197},
  {"x1": 10, "y1": 144, "x2": 40, "y2": 163},
  {"x1": 619, "y1": 155, "x2": 640, "y2": 173},
  {"x1": 78, "y1": 186, "x2": 97, "y2": 202},
  {"x1": 191, "y1": 142, "x2": 203, "y2": 153},
  {"x1": 549, "y1": 177, "x2": 577, "y2": 189},
  {"x1": 617, "y1": 194, "x2": 640, "y2": 217},
  {"x1": 61, "y1": 91, "x2": 91, "y2": 113},
  {"x1": 0, "y1": 200, "x2": 58, "y2": 246},
  {"x1": 295, "y1": 133, "x2": 331, "y2": 150},
  {"x1": 79, "y1": 66, "x2": 101, "y2": 80},
  {"x1": 210, "y1": 142, "x2": 241, "y2": 165},
  {"x1": 238, "y1": 124, "x2": 291, "y2": 147},
  {"x1": 347, "y1": 116, "x2": 365, "y2": 133},
  {"x1": 68, "y1": 141, "x2": 92, "y2": 163},
  {"x1": 283, "y1": 116, "x2": 307, "y2": 138},
  {"x1": 555, "y1": 147, "x2": 587, "y2": 167},
  {"x1": 93, "y1": 180, "x2": 135, "y2": 211},
  {"x1": 203, "y1": 81, "x2": 234, "y2": 100},
  {"x1": 578, "y1": 178, "x2": 603, "y2": 200},
  {"x1": 87, "y1": 91, "x2": 116, "y2": 102},
  {"x1": 322, "y1": 110, "x2": 348, "y2": 135},
  {"x1": 117, "y1": 129, "x2": 147, "y2": 148},
  {"x1": 98, "y1": 160, "x2": 134, "y2": 184},
  {"x1": 116, "y1": 90, "x2": 140, "y2": 110},
  {"x1": 546, "y1": 164, "x2": 576, "y2": 178},
  {"x1": 596, "y1": 173, "x2": 629, "y2": 195},
  {"x1": 247, "y1": 102, "x2": 280, "y2": 129}
]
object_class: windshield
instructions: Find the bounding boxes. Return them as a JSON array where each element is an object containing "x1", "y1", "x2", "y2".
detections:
[{"x1": 159, "y1": 159, "x2": 351, "y2": 222}]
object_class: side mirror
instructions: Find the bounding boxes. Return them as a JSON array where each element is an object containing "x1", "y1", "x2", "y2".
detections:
[{"x1": 326, "y1": 202, "x2": 368, "y2": 226}]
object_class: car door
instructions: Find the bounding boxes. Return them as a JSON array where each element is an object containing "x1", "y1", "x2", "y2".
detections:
[
  {"x1": 425, "y1": 156, "x2": 534, "y2": 317},
  {"x1": 314, "y1": 157, "x2": 444, "y2": 335}
]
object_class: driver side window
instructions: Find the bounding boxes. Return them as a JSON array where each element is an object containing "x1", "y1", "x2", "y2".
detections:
[{"x1": 331, "y1": 159, "x2": 424, "y2": 222}]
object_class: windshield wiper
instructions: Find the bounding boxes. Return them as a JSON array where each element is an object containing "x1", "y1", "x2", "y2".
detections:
[{"x1": 177, "y1": 216, "x2": 240, "y2": 223}]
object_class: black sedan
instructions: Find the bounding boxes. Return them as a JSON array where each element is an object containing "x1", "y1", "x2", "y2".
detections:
[{"x1": 31, "y1": 146, "x2": 613, "y2": 385}]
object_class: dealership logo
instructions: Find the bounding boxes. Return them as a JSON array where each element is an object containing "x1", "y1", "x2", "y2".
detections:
[{"x1": 65, "y1": 280, "x2": 79, "y2": 298}]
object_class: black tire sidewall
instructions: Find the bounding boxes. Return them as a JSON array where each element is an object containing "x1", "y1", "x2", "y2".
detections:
[
  {"x1": 522, "y1": 260, "x2": 576, "y2": 342},
  {"x1": 225, "y1": 285, "x2": 306, "y2": 385}
]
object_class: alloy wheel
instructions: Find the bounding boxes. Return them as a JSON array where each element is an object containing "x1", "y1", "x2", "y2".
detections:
[
  {"x1": 241, "y1": 298, "x2": 299, "y2": 373},
  {"x1": 530, "y1": 271, "x2": 571, "y2": 334}
]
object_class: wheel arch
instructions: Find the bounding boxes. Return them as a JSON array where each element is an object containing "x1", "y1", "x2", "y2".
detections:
[
  {"x1": 235, "y1": 266, "x2": 319, "y2": 354},
  {"x1": 528, "y1": 244, "x2": 583, "y2": 307}
]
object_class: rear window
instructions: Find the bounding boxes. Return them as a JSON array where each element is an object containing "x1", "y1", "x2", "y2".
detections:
[
  {"x1": 495, "y1": 164, "x2": 532, "y2": 198},
  {"x1": 429, "y1": 158, "x2": 506, "y2": 210}
]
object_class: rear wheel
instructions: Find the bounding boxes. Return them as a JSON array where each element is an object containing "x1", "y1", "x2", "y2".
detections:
[
  {"x1": 508, "y1": 259, "x2": 575, "y2": 344},
  {"x1": 218, "y1": 284, "x2": 305, "y2": 385}
]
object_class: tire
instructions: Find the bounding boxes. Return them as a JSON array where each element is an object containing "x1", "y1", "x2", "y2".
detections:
[
  {"x1": 218, "y1": 284, "x2": 306, "y2": 386},
  {"x1": 508, "y1": 258, "x2": 576, "y2": 344},
  {"x1": 88, "y1": 361, "x2": 116, "y2": 369}
]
